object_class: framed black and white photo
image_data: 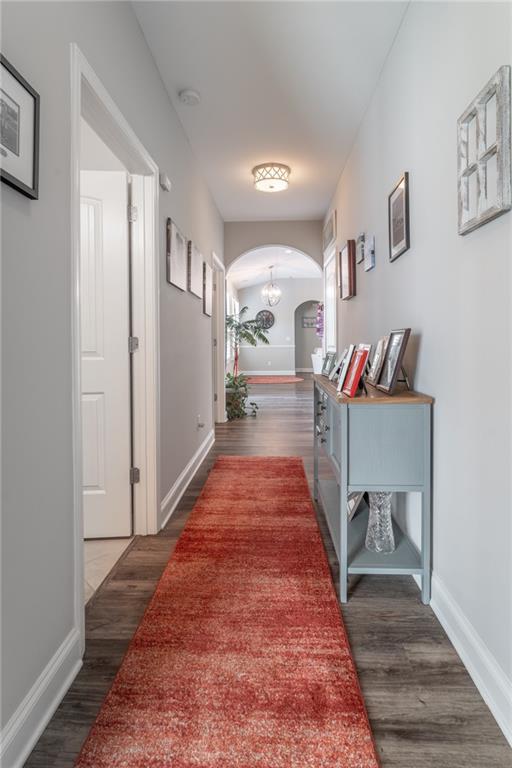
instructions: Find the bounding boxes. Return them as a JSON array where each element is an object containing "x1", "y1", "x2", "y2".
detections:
[
  {"x1": 166, "y1": 218, "x2": 187, "y2": 290},
  {"x1": 0, "y1": 55, "x2": 39, "y2": 199},
  {"x1": 340, "y1": 240, "x2": 356, "y2": 299},
  {"x1": 336, "y1": 345, "x2": 355, "y2": 393},
  {"x1": 188, "y1": 240, "x2": 203, "y2": 299},
  {"x1": 388, "y1": 172, "x2": 410, "y2": 261},
  {"x1": 302, "y1": 316, "x2": 316, "y2": 328},
  {"x1": 364, "y1": 235, "x2": 375, "y2": 271},
  {"x1": 203, "y1": 261, "x2": 213, "y2": 316},
  {"x1": 377, "y1": 328, "x2": 411, "y2": 394},
  {"x1": 321, "y1": 351, "x2": 336, "y2": 377},
  {"x1": 366, "y1": 335, "x2": 389, "y2": 386}
]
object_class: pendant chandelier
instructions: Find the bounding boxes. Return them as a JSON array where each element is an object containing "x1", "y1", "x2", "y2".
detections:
[{"x1": 261, "y1": 266, "x2": 282, "y2": 307}]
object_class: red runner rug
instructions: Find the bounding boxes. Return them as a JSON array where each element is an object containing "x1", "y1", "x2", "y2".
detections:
[
  {"x1": 246, "y1": 375, "x2": 304, "y2": 384},
  {"x1": 75, "y1": 456, "x2": 379, "y2": 768}
]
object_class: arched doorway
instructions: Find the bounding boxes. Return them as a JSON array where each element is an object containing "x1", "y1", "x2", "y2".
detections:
[
  {"x1": 226, "y1": 246, "x2": 322, "y2": 376},
  {"x1": 294, "y1": 300, "x2": 322, "y2": 374}
]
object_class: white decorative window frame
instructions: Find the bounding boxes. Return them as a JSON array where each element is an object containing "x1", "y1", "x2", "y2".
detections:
[{"x1": 457, "y1": 65, "x2": 511, "y2": 235}]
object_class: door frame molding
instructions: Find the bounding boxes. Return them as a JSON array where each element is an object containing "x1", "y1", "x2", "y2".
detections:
[
  {"x1": 70, "y1": 44, "x2": 160, "y2": 652},
  {"x1": 212, "y1": 252, "x2": 226, "y2": 423}
]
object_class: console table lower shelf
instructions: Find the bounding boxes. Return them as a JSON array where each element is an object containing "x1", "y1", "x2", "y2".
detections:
[{"x1": 318, "y1": 479, "x2": 423, "y2": 576}]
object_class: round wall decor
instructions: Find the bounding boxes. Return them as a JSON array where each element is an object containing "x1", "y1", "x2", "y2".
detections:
[{"x1": 256, "y1": 309, "x2": 275, "y2": 329}]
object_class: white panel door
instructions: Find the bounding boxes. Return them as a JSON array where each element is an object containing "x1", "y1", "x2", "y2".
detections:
[{"x1": 80, "y1": 171, "x2": 132, "y2": 538}]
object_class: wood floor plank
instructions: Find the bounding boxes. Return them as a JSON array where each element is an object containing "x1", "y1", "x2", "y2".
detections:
[{"x1": 24, "y1": 377, "x2": 510, "y2": 767}]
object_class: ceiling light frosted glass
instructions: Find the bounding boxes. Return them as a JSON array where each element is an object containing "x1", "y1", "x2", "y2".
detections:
[{"x1": 252, "y1": 163, "x2": 290, "y2": 192}]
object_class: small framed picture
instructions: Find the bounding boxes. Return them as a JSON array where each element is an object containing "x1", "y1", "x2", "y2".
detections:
[
  {"x1": 166, "y1": 218, "x2": 187, "y2": 290},
  {"x1": 336, "y1": 345, "x2": 355, "y2": 393},
  {"x1": 302, "y1": 316, "x2": 316, "y2": 328},
  {"x1": 356, "y1": 233, "x2": 365, "y2": 264},
  {"x1": 340, "y1": 240, "x2": 356, "y2": 300},
  {"x1": 328, "y1": 353, "x2": 344, "y2": 381},
  {"x1": 377, "y1": 328, "x2": 411, "y2": 394},
  {"x1": 388, "y1": 172, "x2": 410, "y2": 262},
  {"x1": 0, "y1": 55, "x2": 40, "y2": 199},
  {"x1": 342, "y1": 344, "x2": 371, "y2": 398},
  {"x1": 203, "y1": 261, "x2": 213, "y2": 316},
  {"x1": 364, "y1": 235, "x2": 375, "y2": 271},
  {"x1": 323, "y1": 209, "x2": 336, "y2": 251},
  {"x1": 366, "y1": 336, "x2": 389, "y2": 386},
  {"x1": 188, "y1": 241, "x2": 203, "y2": 299},
  {"x1": 321, "y1": 351, "x2": 336, "y2": 376}
]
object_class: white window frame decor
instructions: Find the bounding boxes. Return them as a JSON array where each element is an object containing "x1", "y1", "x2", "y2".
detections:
[{"x1": 457, "y1": 65, "x2": 511, "y2": 235}]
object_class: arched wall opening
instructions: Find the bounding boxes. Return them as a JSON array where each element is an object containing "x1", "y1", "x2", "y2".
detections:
[
  {"x1": 226, "y1": 245, "x2": 323, "y2": 376},
  {"x1": 294, "y1": 301, "x2": 323, "y2": 373}
]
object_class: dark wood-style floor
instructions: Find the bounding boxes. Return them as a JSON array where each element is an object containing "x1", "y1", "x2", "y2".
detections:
[{"x1": 26, "y1": 377, "x2": 510, "y2": 767}]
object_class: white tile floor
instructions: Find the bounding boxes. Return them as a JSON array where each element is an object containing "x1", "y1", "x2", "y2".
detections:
[{"x1": 84, "y1": 538, "x2": 133, "y2": 604}]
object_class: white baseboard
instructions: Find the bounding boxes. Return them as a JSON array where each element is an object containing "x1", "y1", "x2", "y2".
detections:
[
  {"x1": 160, "y1": 428, "x2": 215, "y2": 529},
  {"x1": 426, "y1": 573, "x2": 512, "y2": 746},
  {"x1": 240, "y1": 370, "x2": 296, "y2": 376},
  {"x1": 295, "y1": 368, "x2": 313, "y2": 373},
  {"x1": 1, "y1": 628, "x2": 82, "y2": 768}
]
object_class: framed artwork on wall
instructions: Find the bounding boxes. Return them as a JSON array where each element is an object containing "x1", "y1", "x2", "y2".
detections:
[
  {"x1": 356, "y1": 233, "x2": 365, "y2": 264},
  {"x1": 302, "y1": 316, "x2": 316, "y2": 328},
  {"x1": 340, "y1": 240, "x2": 356, "y2": 299},
  {"x1": 188, "y1": 240, "x2": 203, "y2": 298},
  {"x1": 323, "y1": 209, "x2": 337, "y2": 251},
  {"x1": 166, "y1": 218, "x2": 187, "y2": 290},
  {"x1": 364, "y1": 235, "x2": 375, "y2": 271},
  {"x1": 457, "y1": 65, "x2": 511, "y2": 235},
  {"x1": 377, "y1": 328, "x2": 411, "y2": 394},
  {"x1": 388, "y1": 172, "x2": 410, "y2": 261},
  {"x1": 203, "y1": 261, "x2": 213, "y2": 316},
  {"x1": 0, "y1": 55, "x2": 40, "y2": 199}
]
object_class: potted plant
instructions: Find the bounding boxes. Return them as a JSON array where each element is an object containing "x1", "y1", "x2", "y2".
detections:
[{"x1": 225, "y1": 306, "x2": 269, "y2": 420}]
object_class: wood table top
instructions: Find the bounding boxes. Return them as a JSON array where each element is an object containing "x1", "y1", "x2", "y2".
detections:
[{"x1": 314, "y1": 374, "x2": 434, "y2": 405}]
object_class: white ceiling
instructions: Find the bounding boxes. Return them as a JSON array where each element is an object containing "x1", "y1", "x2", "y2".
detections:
[
  {"x1": 228, "y1": 246, "x2": 322, "y2": 289},
  {"x1": 134, "y1": 1, "x2": 407, "y2": 222}
]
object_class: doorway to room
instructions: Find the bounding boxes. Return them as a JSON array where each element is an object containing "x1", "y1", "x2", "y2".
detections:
[{"x1": 294, "y1": 300, "x2": 322, "y2": 374}]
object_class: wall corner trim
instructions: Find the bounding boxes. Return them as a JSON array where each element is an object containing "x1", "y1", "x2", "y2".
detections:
[
  {"x1": 160, "y1": 429, "x2": 215, "y2": 529},
  {"x1": 0, "y1": 628, "x2": 82, "y2": 768},
  {"x1": 430, "y1": 573, "x2": 512, "y2": 747}
]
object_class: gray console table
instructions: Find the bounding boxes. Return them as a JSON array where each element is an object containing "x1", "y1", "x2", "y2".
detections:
[{"x1": 313, "y1": 374, "x2": 433, "y2": 604}]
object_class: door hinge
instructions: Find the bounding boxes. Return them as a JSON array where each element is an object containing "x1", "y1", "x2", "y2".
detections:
[
  {"x1": 130, "y1": 467, "x2": 140, "y2": 484},
  {"x1": 214, "y1": 393, "x2": 218, "y2": 402},
  {"x1": 128, "y1": 205, "x2": 138, "y2": 223},
  {"x1": 128, "y1": 336, "x2": 139, "y2": 353},
  {"x1": 213, "y1": 338, "x2": 217, "y2": 347}
]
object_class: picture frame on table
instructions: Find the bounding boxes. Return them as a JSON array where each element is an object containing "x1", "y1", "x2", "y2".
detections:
[
  {"x1": 166, "y1": 218, "x2": 187, "y2": 290},
  {"x1": 328, "y1": 353, "x2": 345, "y2": 381},
  {"x1": 188, "y1": 240, "x2": 203, "y2": 299},
  {"x1": 321, "y1": 351, "x2": 336, "y2": 377},
  {"x1": 336, "y1": 345, "x2": 355, "y2": 393},
  {"x1": 388, "y1": 172, "x2": 410, "y2": 261},
  {"x1": 342, "y1": 343, "x2": 372, "y2": 397},
  {"x1": 366, "y1": 335, "x2": 390, "y2": 386},
  {"x1": 0, "y1": 55, "x2": 40, "y2": 199},
  {"x1": 203, "y1": 261, "x2": 213, "y2": 316},
  {"x1": 340, "y1": 240, "x2": 356, "y2": 299},
  {"x1": 377, "y1": 328, "x2": 411, "y2": 394}
]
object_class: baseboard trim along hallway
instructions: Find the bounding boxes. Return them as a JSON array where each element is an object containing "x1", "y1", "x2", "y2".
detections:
[
  {"x1": 430, "y1": 574, "x2": 512, "y2": 747},
  {"x1": 160, "y1": 428, "x2": 215, "y2": 530},
  {"x1": 0, "y1": 629, "x2": 82, "y2": 768}
]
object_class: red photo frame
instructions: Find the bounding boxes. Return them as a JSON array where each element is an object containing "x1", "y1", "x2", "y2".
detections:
[
  {"x1": 342, "y1": 344, "x2": 371, "y2": 397},
  {"x1": 340, "y1": 240, "x2": 356, "y2": 300}
]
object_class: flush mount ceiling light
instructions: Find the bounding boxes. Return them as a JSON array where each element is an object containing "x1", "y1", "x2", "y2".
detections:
[
  {"x1": 252, "y1": 163, "x2": 290, "y2": 193},
  {"x1": 261, "y1": 266, "x2": 282, "y2": 307},
  {"x1": 178, "y1": 88, "x2": 200, "y2": 106}
]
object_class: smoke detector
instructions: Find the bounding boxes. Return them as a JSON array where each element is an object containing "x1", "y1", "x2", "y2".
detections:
[{"x1": 178, "y1": 89, "x2": 201, "y2": 106}]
